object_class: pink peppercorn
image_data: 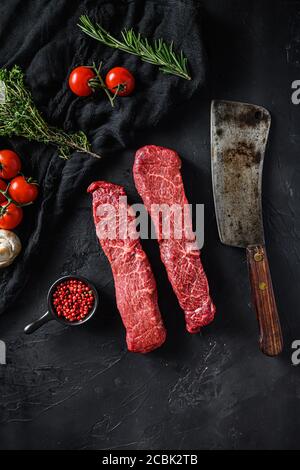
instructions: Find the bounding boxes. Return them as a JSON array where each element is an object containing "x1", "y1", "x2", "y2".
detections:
[{"x1": 52, "y1": 279, "x2": 95, "y2": 323}]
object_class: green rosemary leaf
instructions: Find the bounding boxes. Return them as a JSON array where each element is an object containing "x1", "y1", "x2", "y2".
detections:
[
  {"x1": 78, "y1": 15, "x2": 191, "y2": 81},
  {"x1": 0, "y1": 65, "x2": 101, "y2": 160}
]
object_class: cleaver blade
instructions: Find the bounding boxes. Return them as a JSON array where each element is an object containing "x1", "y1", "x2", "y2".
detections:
[
  {"x1": 211, "y1": 100, "x2": 283, "y2": 357},
  {"x1": 211, "y1": 100, "x2": 269, "y2": 248}
]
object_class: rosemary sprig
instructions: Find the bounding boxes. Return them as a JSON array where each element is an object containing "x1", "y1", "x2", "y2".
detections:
[
  {"x1": 78, "y1": 15, "x2": 191, "y2": 81},
  {"x1": 0, "y1": 66, "x2": 101, "y2": 160}
]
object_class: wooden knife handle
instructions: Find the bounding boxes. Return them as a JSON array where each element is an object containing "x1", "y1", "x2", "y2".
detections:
[{"x1": 246, "y1": 244, "x2": 283, "y2": 356}]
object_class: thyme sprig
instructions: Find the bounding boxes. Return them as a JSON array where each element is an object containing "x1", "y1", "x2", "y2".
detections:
[
  {"x1": 0, "y1": 66, "x2": 101, "y2": 160},
  {"x1": 78, "y1": 15, "x2": 191, "y2": 81}
]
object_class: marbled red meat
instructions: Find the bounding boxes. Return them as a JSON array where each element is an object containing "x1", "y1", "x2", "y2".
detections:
[
  {"x1": 133, "y1": 145, "x2": 215, "y2": 333},
  {"x1": 88, "y1": 181, "x2": 166, "y2": 353}
]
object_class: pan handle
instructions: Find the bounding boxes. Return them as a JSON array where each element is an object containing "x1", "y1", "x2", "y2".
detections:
[
  {"x1": 246, "y1": 244, "x2": 283, "y2": 356},
  {"x1": 24, "y1": 311, "x2": 53, "y2": 334}
]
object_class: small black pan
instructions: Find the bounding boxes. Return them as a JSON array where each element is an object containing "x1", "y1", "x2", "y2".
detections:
[{"x1": 24, "y1": 275, "x2": 99, "y2": 334}]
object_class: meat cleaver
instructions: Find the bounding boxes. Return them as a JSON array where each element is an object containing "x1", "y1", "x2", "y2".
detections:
[{"x1": 211, "y1": 100, "x2": 283, "y2": 356}]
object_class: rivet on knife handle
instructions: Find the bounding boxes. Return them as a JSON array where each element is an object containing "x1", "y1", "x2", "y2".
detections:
[{"x1": 246, "y1": 245, "x2": 283, "y2": 356}]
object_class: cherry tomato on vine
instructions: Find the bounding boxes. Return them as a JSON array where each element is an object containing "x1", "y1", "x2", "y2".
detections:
[
  {"x1": 0, "y1": 202, "x2": 23, "y2": 230},
  {"x1": 0, "y1": 179, "x2": 7, "y2": 204},
  {"x1": 8, "y1": 176, "x2": 39, "y2": 205},
  {"x1": 69, "y1": 66, "x2": 96, "y2": 97},
  {"x1": 0, "y1": 150, "x2": 22, "y2": 180},
  {"x1": 105, "y1": 67, "x2": 135, "y2": 96}
]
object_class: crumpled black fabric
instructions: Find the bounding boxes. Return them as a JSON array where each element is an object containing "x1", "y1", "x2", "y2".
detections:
[{"x1": 0, "y1": 0, "x2": 206, "y2": 315}]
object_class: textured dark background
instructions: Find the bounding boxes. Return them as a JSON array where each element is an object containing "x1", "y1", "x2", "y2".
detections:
[{"x1": 0, "y1": 0, "x2": 300, "y2": 450}]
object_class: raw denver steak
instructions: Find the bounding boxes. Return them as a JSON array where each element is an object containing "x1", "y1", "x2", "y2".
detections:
[
  {"x1": 133, "y1": 145, "x2": 215, "y2": 333},
  {"x1": 88, "y1": 181, "x2": 166, "y2": 353}
]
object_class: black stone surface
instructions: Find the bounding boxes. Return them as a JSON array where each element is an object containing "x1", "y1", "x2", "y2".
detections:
[{"x1": 0, "y1": 0, "x2": 299, "y2": 450}]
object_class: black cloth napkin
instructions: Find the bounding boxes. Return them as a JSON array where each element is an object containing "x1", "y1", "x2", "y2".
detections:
[{"x1": 0, "y1": 0, "x2": 206, "y2": 315}]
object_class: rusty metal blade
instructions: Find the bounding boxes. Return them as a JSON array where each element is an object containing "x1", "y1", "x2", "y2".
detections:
[{"x1": 211, "y1": 100, "x2": 271, "y2": 248}]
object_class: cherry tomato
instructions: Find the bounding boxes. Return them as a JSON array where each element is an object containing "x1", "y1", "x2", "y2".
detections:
[
  {"x1": 8, "y1": 176, "x2": 39, "y2": 205},
  {"x1": 0, "y1": 202, "x2": 23, "y2": 230},
  {"x1": 69, "y1": 66, "x2": 96, "y2": 97},
  {"x1": 0, "y1": 150, "x2": 22, "y2": 179},
  {"x1": 105, "y1": 67, "x2": 135, "y2": 96},
  {"x1": 0, "y1": 179, "x2": 7, "y2": 204}
]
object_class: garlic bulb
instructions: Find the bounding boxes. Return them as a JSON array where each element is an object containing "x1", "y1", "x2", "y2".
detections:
[{"x1": 0, "y1": 229, "x2": 21, "y2": 268}]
